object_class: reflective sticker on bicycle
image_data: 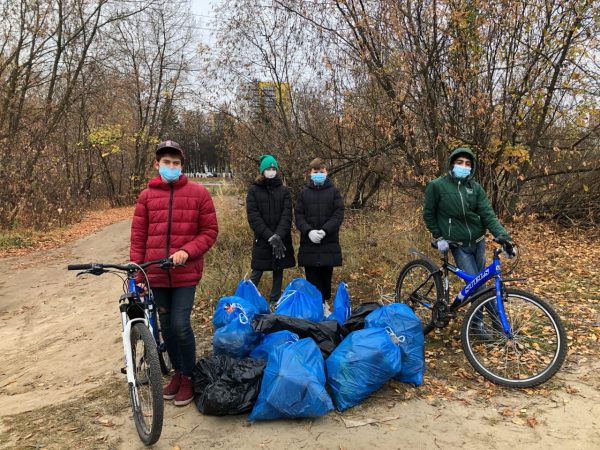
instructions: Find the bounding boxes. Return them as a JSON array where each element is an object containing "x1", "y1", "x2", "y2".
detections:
[{"x1": 464, "y1": 268, "x2": 490, "y2": 295}]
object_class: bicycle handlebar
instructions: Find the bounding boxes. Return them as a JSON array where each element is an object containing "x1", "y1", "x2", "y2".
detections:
[
  {"x1": 67, "y1": 259, "x2": 175, "y2": 273},
  {"x1": 430, "y1": 237, "x2": 517, "y2": 257}
]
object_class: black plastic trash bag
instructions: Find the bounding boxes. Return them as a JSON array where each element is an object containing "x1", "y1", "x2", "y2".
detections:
[
  {"x1": 342, "y1": 302, "x2": 382, "y2": 335},
  {"x1": 192, "y1": 354, "x2": 266, "y2": 416},
  {"x1": 252, "y1": 314, "x2": 343, "y2": 358}
]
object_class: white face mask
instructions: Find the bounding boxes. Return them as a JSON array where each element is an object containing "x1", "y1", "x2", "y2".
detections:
[{"x1": 264, "y1": 169, "x2": 277, "y2": 179}]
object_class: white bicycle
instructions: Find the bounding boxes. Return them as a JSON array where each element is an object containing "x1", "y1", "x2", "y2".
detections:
[{"x1": 68, "y1": 258, "x2": 175, "y2": 445}]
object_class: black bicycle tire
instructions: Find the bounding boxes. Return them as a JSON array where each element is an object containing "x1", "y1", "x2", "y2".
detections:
[
  {"x1": 130, "y1": 323, "x2": 164, "y2": 445},
  {"x1": 461, "y1": 288, "x2": 567, "y2": 388},
  {"x1": 159, "y1": 349, "x2": 173, "y2": 375},
  {"x1": 395, "y1": 258, "x2": 442, "y2": 335}
]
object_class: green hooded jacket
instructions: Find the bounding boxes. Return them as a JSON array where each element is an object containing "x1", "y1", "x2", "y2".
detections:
[{"x1": 423, "y1": 147, "x2": 511, "y2": 246}]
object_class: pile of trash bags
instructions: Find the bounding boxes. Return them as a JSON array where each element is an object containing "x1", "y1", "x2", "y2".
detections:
[{"x1": 192, "y1": 278, "x2": 425, "y2": 420}]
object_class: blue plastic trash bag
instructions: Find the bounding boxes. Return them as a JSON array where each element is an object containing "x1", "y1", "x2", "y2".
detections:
[
  {"x1": 326, "y1": 327, "x2": 402, "y2": 411},
  {"x1": 234, "y1": 279, "x2": 270, "y2": 314},
  {"x1": 327, "y1": 282, "x2": 351, "y2": 325},
  {"x1": 249, "y1": 330, "x2": 299, "y2": 361},
  {"x1": 213, "y1": 296, "x2": 259, "y2": 329},
  {"x1": 275, "y1": 279, "x2": 323, "y2": 322},
  {"x1": 282, "y1": 278, "x2": 323, "y2": 303},
  {"x1": 213, "y1": 313, "x2": 262, "y2": 359},
  {"x1": 248, "y1": 338, "x2": 334, "y2": 421},
  {"x1": 364, "y1": 303, "x2": 425, "y2": 386}
]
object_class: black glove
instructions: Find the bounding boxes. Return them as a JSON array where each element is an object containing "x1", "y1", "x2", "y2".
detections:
[
  {"x1": 268, "y1": 234, "x2": 286, "y2": 259},
  {"x1": 496, "y1": 235, "x2": 516, "y2": 258}
]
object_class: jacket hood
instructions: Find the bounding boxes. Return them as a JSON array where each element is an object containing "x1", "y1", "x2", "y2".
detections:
[
  {"x1": 448, "y1": 147, "x2": 477, "y2": 181},
  {"x1": 148, "y1": 174, "x2": 189, "y2": 190}
]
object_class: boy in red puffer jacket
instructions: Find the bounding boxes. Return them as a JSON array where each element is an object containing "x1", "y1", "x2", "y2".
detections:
[{"x1": 130, "y1": 140, "x2": 218, "y2": 406}]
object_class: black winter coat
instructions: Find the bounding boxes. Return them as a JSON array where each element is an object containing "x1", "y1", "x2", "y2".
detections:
[
  {"x1": 246, "y1": 176, "x2": 295, "y2": 271},
  {"x1": 295, "y1": 178, "x2": 344, "y2": 267}
]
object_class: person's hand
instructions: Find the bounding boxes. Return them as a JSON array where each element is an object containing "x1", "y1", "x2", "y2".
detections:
[
  {"x1": 269, "y1": 234, "x2": 286, "y2": 259},
  {"x1": 315, "y1": 230, "x2": 326, "y2": 240},
  {"x1": 136, "y1": 282, "x2": 148, "y2": 295},
  {"x1": 170, "y1": 249, "x2": 189, "y2": 265},
  {"x1": 495, "y1": 235, "x2": 517, "y2": 258},
  {"x1": 503, "y1": 241, "x2": 517, "y2": 258},
  {"x1": 273, "y1": 243, "x2": 285, "y2": 259},
  {"x1": 436, "y1": 239, "x2": 449, "y2": 252},
  {"x1": 309, "y1": 230, "x2": 323, "y2": 244}
]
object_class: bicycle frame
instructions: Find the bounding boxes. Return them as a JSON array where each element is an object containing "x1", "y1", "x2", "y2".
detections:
[
  {"x1": 120, "y1": 277, "x2": 152, "y2": 404},
  {"x1": 444, "y1": 253, "x2": 512, "y2": 336},
  {"x1": 410, "y1": 247, "x2": 512, "y2": 336}
]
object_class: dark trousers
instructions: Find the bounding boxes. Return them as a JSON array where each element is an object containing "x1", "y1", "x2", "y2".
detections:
[
  {"x1": 304, "y1": 266, "x2": 334, "y2": 301},
  {"x1": 250, "y1": 268, "x2": 283, "y2": 303},
  {"x1": 153, "y1": 286, "x2": 196, "y2": 376}
]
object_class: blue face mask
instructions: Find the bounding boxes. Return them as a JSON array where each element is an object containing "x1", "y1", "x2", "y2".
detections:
[
  {"x1": 452, "y1": 165, "x2": 471, "y2": 179},
  {"x1": 310, "y1": 172, "x2": 327, "y2": 185},
  {"x1": 159, "y1": 166, "x2": 182, "y2": 182}
]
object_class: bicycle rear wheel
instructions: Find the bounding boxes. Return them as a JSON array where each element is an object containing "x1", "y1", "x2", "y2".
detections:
[
  {"x1": 395, "y1": 259, "x2": 442, "y2": 334},
  {"x1": 130, "y1": 323, "x2": 164, "y2": 445},
  {"x1": 158, "y1": 345, "x2": 173, "y2": 375},
  {"x1": 461, "y1": 288, "x2": 567, "y2": 388}
]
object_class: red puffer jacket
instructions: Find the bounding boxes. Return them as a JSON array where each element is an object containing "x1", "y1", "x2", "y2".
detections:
[{"x1": 130, "y1": 175, "x2": 219, "y2": 287}]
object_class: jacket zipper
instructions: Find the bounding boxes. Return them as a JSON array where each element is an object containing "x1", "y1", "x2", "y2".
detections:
[
  {"x1": 448, "y1": 218, "x2": 452, "y2": 237},
  {"x1": 317, "y1": 188, "x2": 322, "y2": 266},
  {"x1": 166, "y1": 184, "x2": 174, "y2": 286},
  {"x1": 457, "y1": 181, "x2": 472, "y2": 244}
]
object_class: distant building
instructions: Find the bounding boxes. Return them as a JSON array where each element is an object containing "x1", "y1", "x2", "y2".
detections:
[
  {"x1": 210, "y1": 111, "x2": 226, "y2": 135},
  {"x1": 244, "y1": 80, "x2": 290, "y2": 118}
]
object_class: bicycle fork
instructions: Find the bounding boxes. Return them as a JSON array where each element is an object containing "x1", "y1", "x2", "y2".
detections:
[
  {"x1": 495, "y1": 278, "x2": 513, "y2": 339},
  {"x1": 120, "y1": 304, "x2": 148, "y2": 411}
]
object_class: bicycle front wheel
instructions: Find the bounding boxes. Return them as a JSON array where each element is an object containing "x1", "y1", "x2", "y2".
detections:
[
  {"x1": 395, "y1": 259, "x2": 441, "y2": 334},
  {"x1": 130, "y1": 323, "x2": 164, "y2": 445},
  {"x1": 461, "y1": 288, "x2": 567, "y2": 388}
]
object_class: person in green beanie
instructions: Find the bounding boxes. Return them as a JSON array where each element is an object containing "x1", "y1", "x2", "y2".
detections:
[
  {"x1": 423, "y1": 146, "x2": 516, "y2": 338},
  {"x1": 246, "y1": 154, "x2": 295, "y2": 303}
]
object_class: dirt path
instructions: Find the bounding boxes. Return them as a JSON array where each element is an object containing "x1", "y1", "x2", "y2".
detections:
[{"x1": 1, "y1": 220, "x2": 599, "y2": 449}]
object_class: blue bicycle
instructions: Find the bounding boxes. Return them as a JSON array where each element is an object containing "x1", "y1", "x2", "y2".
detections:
[
  {"x1": 67, "y1": 259, "x2": 175, "y2": 445},
  {"x1": 395, "y1": 238, "x2": 567, "y2": 388}
]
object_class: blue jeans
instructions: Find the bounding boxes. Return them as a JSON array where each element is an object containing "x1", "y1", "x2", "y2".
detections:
[
  {"x1": 450, "y1": 239, "x2": 494, "y2": 325},
  {"x1": 450, "y1": 239, "x2": 486, "y2": 276},
  {"x1": 153, "y1": 286, "x2": 196, "y2": 376}
]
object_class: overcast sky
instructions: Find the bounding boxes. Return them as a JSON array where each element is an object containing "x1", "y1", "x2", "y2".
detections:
[{"x1": 190, "y1": 0, "x2": 218, "y2": 45}]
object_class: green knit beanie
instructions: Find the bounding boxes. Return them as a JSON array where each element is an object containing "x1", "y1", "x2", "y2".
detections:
[{"x1": 259, "y1": 154, "x2": 278, "y2": 173}]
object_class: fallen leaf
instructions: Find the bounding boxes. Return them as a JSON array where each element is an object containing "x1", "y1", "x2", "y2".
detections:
[{"x1": 527, "y1": 417, "x2": 539, "y2": 428}]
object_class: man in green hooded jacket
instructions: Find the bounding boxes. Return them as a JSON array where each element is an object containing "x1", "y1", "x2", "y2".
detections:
[{"x1": 423, "y1": 146, "x2": 515, "y2": 332}]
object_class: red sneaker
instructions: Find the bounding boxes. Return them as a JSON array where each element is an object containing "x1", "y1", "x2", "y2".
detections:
[
  {"x1": 173, "y1": 375, "x2": 194, "y2": 406},
  {"x1": 163, "y1": 371, "x2": 181, "y2": 400}
]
